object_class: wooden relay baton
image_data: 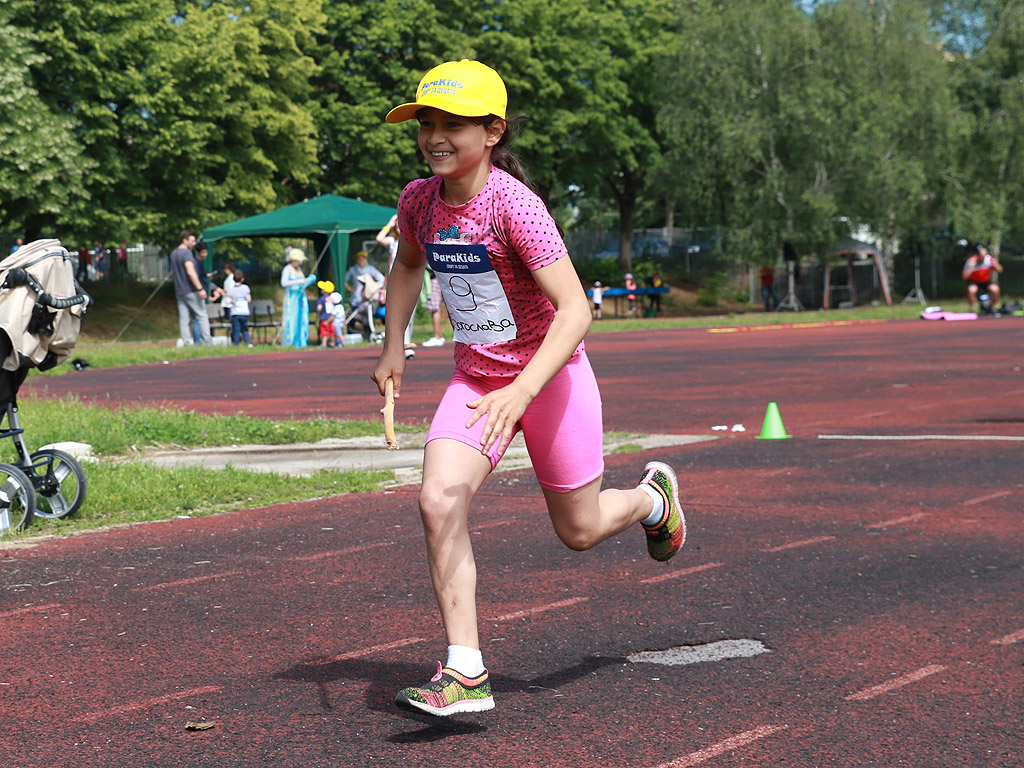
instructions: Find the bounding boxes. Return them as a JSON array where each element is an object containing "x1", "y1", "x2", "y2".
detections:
[{"x1": 381, "y1": 377, "x2": 399, "y2": 450}]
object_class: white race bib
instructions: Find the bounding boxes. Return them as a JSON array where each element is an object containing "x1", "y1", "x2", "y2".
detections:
[{"x1": 427, "y1": 243, "x2": 517, "y2": 345}]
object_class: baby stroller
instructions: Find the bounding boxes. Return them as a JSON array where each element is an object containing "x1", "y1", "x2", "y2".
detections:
[
  {"x1": 343, "y1": 274, "x2": 385, "y2": 343},
  {"x1": 0, "y1": 239, "x2": 90, "y2": 534}
]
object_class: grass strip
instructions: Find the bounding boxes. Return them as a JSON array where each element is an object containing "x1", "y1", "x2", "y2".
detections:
[
  {"x1": 0, "y1": 397, "x2": 408, "y2": 540},
  {"x1": 25, "y1": 461, "x2": 389, "y2": 538},
  {"x1": 6, "y1": 395, "x2": 415, "y2": 457},
  {"x1": 10, "y1": 462, "x2": 390, "y2": 540}
]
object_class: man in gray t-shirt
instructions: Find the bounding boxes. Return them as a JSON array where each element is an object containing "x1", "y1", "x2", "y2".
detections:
[{"x1": 169, "y1": 230, "x2": 211, "y2": 344}]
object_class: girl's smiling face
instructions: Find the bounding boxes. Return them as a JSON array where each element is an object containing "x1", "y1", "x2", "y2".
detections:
[{"x1": 416, "y1": 108, "x2": 504, "y2": 183}]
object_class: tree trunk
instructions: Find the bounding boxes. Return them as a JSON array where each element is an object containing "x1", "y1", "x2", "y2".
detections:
[
  {"x1": 664, "y1": 195, "x2": 675, "y2": 246},
  {"x1": 610, "y1": 168, "x2": 640, "y2": 276}
]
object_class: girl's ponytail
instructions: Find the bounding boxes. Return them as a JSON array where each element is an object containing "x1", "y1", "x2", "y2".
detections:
[
  {"x1": 477, "y1": 114, "x2": 536, "y2": 195},
  {"x1": 479, "y1": 114, "x2": 561, "y2": 231}
]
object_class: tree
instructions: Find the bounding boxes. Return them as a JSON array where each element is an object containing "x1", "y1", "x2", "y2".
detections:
[
  {"x1": 313, "y1": 0, "x2": 679, "y2": 275},
  {"x1": 658, "y1": 0, "x2": 838, "y2": 265},
  {"x1": 944, "y1": 0, "x2": 1024, "y2": 253},
  {"x1": 6, "y1": 0, "x2": 325, "y2": 247},
  {"x1": 0, "y1": 9, "x2": 90, "y2": 237},
  {"x1": 312, "y1": 0, "x2": 454, "y2": 207},
  {"x1": 452, "y1": 0, "x2": 678, "y2": 273},
  {"x1": 547, "y1": 0, "x2": 676, "y2": 273},
  {"x1": 814, "y1": 0, "x2": 958, "y2": 269},
  {"x1": 147, "y1": 0, "x2": 327, "y2": 241}
]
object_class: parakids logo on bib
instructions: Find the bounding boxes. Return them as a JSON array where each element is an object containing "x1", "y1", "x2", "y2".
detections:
[
  {"x1": 419, "y1": 78, "x2": 463, "y2": 98},
  {"x1": 427, "y1": 242, "x2": 518, "y2": 345}
]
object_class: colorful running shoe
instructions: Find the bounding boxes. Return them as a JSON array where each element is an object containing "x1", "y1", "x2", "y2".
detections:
[
  {"x1": 639, "y1": 461, "x2": 686, "y2": 562},
  {"x1": 395, "y1": 662, "x2": 495, "y2": 716}
]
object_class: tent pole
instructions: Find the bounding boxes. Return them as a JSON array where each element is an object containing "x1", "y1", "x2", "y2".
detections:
[
  {"x1": 775, "y1": 261, "x2": 804, "y2": 312},
  {"x1": 108, "y1": 272, "x2": 171, "y2": 345},
  {"x1": 900, "y1": 255, "x2": 926, "y2": 305},
  {"x1": 310, "y1": 230, "x2": 337, "y2": 275}
]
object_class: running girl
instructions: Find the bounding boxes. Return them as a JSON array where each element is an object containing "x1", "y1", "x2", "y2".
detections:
[{"x1": 372, "y1": 59, "x2": 686, "y2": 717}]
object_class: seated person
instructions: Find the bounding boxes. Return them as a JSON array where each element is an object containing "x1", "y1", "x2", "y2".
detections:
[
  {"x1": 962, "y1": 244, "x2": 1003, "y2": 313},
  {"x1": 346, "y1": 273, "x2": 384, "y2": 340},
  {"x1": 344, "y1": 251, "x2": 385, "y2": 332}
]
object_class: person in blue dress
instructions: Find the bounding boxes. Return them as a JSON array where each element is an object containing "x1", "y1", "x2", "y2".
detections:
[{"x1": 280, "y1": 248, "x2": 316, "y2": 347}]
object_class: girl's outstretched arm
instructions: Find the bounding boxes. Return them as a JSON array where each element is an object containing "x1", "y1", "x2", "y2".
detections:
[
  {"x1": 467, "y1": 256, "x2": 592, "y2": 454},
  {"x1": 372, "y1": 234, "x2": 426, "y2": 398}
]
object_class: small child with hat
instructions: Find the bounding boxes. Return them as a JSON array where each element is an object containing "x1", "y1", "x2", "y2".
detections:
[{"x1": 316, "y1": 281, "x2": 337, "y2": 347}]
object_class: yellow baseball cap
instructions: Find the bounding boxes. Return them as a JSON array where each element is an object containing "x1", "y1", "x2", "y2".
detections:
[{"x1": 386, "y1": 60, "x2": 507, "y2": 124}]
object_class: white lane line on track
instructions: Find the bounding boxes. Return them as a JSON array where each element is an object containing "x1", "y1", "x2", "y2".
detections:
[
  {"x1": 0, "y1": 602, "x2": 64, "y2": 618},
  {"x1": 844, "y1": 664, "x2": 947, "y2": 701},
  {"x1": 651, "y1": 725, "x2": 790, "y2": 767},
  {"x1": 963, "y1": 490, "x2": 1012, "y2": 506},
  {"x1": 135, "y1": 570, "x2": 243, "y2": 591},
  {"x1": 314, "y1": 637, "x2": 425, "y2": 664},
  {"x1": 762, "y1": 536, "x2": 836, "y2": 553},
  {"x1": 288, "y1": 541, "x2": 388, "y2": 562},
  {"x1": 992, "y1": 628, "x2": 1024, "y2": 646},
  {"x1": 867, "y1": 512, "x2": 928, "y2": 528},
  {"x1": 471, "y1": 519, "x2": 520, "y2": 531},
  {"x1": 74, "y1": 685, "x2": 223, "y2": 724},
  {"x1": 641, "y1": 562, "x2": 723, "y2": 585},
  {"x1": 487, "y1": 597, "x2": 589, "y2": 622},
  {"x1": 819, "y1": 434, "x2": 1024, "y2": 441}
]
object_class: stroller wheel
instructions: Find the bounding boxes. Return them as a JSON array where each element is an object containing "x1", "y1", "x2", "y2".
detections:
[
  {"x1": 0, "y1": 463, "x2": 37, "y2": 534},
  {"x1": 26, "y1": 449, "x2": 87, "y2": 520}
]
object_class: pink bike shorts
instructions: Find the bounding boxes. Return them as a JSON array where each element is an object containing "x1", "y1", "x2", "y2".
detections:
[{"x1": 426, "y1": 351, "x2": 605, "y2": 493}]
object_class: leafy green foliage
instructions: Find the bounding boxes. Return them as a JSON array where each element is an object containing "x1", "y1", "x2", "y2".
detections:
[
  {"x1": 3, "y1": 0, "x2": 1024, "y2": 273},
  {"x1": 658, "y1": 0, "x2": 959, "y2": 267},
  {"x1": 3, "y1": 0, "x2": 325, "y2": 246},
  {"x1": 815, "y1": 1, "x2": 956, "y2": 257},
  {"x1": 944, "y1": 0, "x2": 1024, "y2": 251},
  {"x1": 312, "y1": 0, "x2": 450, "y2": 205},
  {"x1": 0, "y1": 9, "x2": 90, "y2": 229}
]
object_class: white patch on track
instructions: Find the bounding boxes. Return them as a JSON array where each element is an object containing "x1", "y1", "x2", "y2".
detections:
[{"x1": 627, "y1": 639, "x2": 770, "y2": 666}]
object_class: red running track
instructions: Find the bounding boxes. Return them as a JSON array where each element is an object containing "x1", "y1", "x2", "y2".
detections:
[{"x1": 4, "y1": 317, "x2": 1023, "y2": 767}]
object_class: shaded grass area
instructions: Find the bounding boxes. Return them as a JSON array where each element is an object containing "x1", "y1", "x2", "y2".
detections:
[
  {"x1": 78, "y1": 280, "x2": 285, "y2": 342},
  {"x1": 43, "y1": 336, "x2": 376, "y2": 377}
]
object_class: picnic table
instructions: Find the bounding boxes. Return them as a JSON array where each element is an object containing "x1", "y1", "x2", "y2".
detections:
[{"x1": 586, "y1": 286, "x2": 669, "y2": 317}]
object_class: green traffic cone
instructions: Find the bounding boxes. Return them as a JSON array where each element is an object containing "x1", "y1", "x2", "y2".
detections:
[{"x1": 756, "y1": 402, "x2": 791, "y2": 439}]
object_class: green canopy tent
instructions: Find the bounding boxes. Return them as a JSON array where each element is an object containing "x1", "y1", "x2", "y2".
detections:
[{"x1": 199, "y1": 194, "x2": 396, "y2": 290}]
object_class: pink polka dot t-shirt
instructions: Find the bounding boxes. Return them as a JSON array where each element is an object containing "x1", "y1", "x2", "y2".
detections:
[{"x1": 397, "y1": 167, "x2": 584, "y2": 378}]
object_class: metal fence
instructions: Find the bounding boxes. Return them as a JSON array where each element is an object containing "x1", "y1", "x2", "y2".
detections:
[
  {"x1": 5, "y1": 230, "x2": 1023, "y2": 306},
  {"x1": 567, "y1": 225, "x2": 1024, "y2": 306}
]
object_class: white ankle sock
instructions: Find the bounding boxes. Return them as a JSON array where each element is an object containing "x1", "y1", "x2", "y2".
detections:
[
  {"x1": 446, "y1": 645, "x2": 485, "y2": 677},
  {"x1": 639, "y1": 482, "x2": 665, "y2": 526}
]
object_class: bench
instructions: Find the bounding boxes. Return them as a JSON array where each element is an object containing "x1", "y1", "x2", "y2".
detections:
[
  {"x1": 205, "y1": 303, "x2": 231, "y2": 336},
  {"x1": 587, "y1": 286, "x2": 669, "y2": 317},
  {"x1": 250, "y1": 299, "x2": 281, "y2": 343}
]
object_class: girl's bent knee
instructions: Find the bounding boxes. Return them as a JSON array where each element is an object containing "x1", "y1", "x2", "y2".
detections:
[
  {"x1": 554, "y1": 526, "x2": 600, "y2": 552},
  {"x1": 418, "y1": 483, "x2": 469, "y2": 532}
]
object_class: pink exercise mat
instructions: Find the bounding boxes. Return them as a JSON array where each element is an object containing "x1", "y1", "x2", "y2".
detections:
[{"x1": 921, "y1": 310, "x2": 978, "y2": 321}]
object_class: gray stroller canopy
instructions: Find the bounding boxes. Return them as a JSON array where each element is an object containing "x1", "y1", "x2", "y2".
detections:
[{"x1": 0, "y1": 239, "x2": 89, "y2": 374}]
